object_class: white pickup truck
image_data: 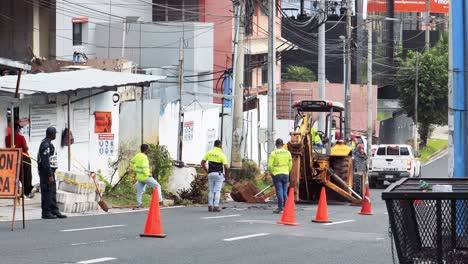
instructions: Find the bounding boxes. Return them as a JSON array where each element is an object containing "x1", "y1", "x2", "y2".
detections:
[{"x1": 369, "y1": 144, "x2": 421, "y2": 188}]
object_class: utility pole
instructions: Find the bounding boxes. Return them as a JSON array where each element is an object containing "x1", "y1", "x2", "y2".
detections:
[
  {"x1": 451, "y1": 0, "x2": 466, "y2": 179},
  {"x1": 318, "y1": 0, "x2": 326, "y2": 132},
  {"x1": 425, "y1": 0, "x2": 430, "y2": 49},
  {"x1": 267, "y1": 0, "x2": 277, "y2": 155},
  {"x1": 414, "y1": 53, "x2": 419, "y2": 152},
  {"x1": 367, "y1": 19, "x2": 373, "y2": 156},
  {"x1": 177, "y1": 38, "x2": 184, "y2": 161},
  {"x1": 344, "y1": 0, "x2": 352, "y2": 141},
  {"x1": 231, "y1": 1, "x2": 244, "y2": 169}
]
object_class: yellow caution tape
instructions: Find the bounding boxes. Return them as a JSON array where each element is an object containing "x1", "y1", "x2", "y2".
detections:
[{"x1": 22, "y1": 153, "x2": 102, "y2": 192}]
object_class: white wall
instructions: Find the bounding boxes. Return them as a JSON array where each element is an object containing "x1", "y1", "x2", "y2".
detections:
[
  {"x1": 182, "y1": 107, "x2": 219, "y2": 164},
  {"x1": 159, "y1": 102, "x2": 180, "y2": 160},
  {"x1": 1, "y1": 91, "x2": 120, "y2": 185},
  {"x1": 55, "y1": 0, "x2": 153, "y2": 60},
  {"x1": 240, "y1": 95, "x2": 296, "y2": 170},
  {"x1": 0, "y1": 97, "x2": 12, "y2": 149},
  {"x1": 120, "y1": 98, "x2": 161, "y2": 147}
]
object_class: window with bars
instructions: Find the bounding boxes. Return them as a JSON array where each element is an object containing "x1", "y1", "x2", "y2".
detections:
[{"x1": 152, "y1": 0, "x2": 199, "y2": 22}]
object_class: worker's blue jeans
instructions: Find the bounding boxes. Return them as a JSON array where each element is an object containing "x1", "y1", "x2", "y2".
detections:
[
  {"x1": 208, "y1": 172, "x2": 225, "y2": 207},
  {"x1": 273, "y1": 174, "x2": 289, "y2": 210},
  {"x1": 136, "y1": 177, "x2": 163, "y2": 206}
]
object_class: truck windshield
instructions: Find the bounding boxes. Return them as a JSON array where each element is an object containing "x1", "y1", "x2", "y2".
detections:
[
  {"x1": 376, "y1": 146, "x2": 410, "y2": 156},
  {"x1": 387, "y1": 146, "x2": 399, "y2": 155}
]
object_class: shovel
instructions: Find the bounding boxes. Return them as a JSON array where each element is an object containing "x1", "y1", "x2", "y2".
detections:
[{"x1": 89, "y1": 172, "x2": 109, "y2": 212}]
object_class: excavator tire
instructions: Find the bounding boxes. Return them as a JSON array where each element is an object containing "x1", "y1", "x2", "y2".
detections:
[{"x1": 332, "y1": 156, "x2": 352, "y2": 182}]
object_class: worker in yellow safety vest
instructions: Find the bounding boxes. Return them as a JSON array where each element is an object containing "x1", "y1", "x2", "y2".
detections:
[
  {"x1": 201, "y1": 140, "x2": 229, "y2": 212},
  {"x1": 268, "y1": 139, "x2": 293, "y2": 214},
  {"x1": 310, "y1": 127, "x2": 323, "y2": 147},
  {"x1": 130, "y1": 144, "x2": 163, "y2": 209}
]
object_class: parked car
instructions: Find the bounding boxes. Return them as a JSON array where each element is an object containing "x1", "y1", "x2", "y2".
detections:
[{"x1": 368, "y1": 144, "x2": 421, "y2": 188}]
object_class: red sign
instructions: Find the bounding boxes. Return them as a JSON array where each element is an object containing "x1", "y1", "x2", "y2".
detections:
[
  {"x1": 98, "y1": 134, "x2": 114, "y2": 140},
  {"x1": 431, "y1": 0, "x2": 449, "y2": 14},
  {"x1": 72, "y1": 17, "x2": 89, "y2": 23},
  {"x1": 95, "y1": 112, "x2": 112, "y2": 133},
  {"x1": 0, "y1": 149, "x2": 21, "y2": 199},
  {"x1": 368, "y1": 0, "x2": 448, "y2": 14}
]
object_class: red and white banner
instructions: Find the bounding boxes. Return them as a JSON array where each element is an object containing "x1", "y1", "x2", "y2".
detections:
[
  {"x1": 368, "y1": 0, "x2": 448, "y2": 14},
  {"x1": 430, "y1": 0, "x2": 449, "y2": 14}
]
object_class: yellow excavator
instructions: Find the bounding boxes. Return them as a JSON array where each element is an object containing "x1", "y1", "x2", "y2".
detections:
[{"x1": 287, "y1": 100, "x2": 365, "y2": 204}]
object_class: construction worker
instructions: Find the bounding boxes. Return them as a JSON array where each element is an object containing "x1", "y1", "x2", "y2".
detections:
[
  {"x1": 353, "y1": 144, "x2": 369, "y2": 185},
  {"x1": 268, "y1": 138, "x2": 293, "y2": 214},
  {"x1": 130, "y1": 144, "x2": 163, "y2": 209},
  {"x1": 310, "y1": 127, "x2": 323, "y2": 147},
  {"x1": 5, "y1": 123, "x2": 33, "y2": 198},
  {"x1": 37, "y1": 127, "x2": 67, "y2": 219},
  {"x1": 201, "y1": 140, "x2": 229, "y2": 212}
]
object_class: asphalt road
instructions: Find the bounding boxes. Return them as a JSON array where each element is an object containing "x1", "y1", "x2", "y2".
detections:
[
  {"x1": 421, "y1": 153, "x2": 449, "y2": 178},
  {"x1": 0, "y1": 190, "x2": 395, "y2": 264},
  {"x1": 0, "y1": 155, "x2": 450, "y2": 264}
]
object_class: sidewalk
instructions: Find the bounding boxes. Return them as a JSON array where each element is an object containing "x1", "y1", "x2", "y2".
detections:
[
  {"x1": 0, "y1": 193, "x2": 162, "y2": 223},
  {"x1": 0, "y1": 195, "x2": 42, "y2": 222}
]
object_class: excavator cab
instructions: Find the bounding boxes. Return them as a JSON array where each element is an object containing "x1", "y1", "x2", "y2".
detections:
[{"x1": 288, "y1": 100, "x2": 364, "y2": 204}]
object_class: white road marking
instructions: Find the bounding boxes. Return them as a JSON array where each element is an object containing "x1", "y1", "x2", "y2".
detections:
[
  {"x1": 236, "y1": 220, "x2": 277, "y2": 225},
  {"x1": 60, "y1": 225, "x2": 127, "y2": 232},
  {"x1": 376, "y1": 237, "x2": 385, "y2": 240},
  {"x1": 77, "y1": 257, "x2": 117, "y2": 264},
  {"x1": 70, "y1": 238, "x2": 127, "y2": 246},
  {"x1": 324, "y1": 220, "x2": 355, "y2": 226},
  {"x1": 201, "y1": 214, "x2": 240, "y2": 220},
  {"x1": 223, "y1": 233, "x2": 270, "y2": 241},
  {"x1": 108, "y1": 205, "x2": 185, "y2": 215}
]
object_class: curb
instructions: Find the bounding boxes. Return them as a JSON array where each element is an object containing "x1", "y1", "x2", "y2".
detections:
[{"x1": 422, "y1": 148, "x2": 448, "y2": 166}]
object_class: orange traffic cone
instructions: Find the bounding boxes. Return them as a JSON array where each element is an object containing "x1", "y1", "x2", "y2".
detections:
[
  {"x1": 359, "y1": 186, "x2": 373, "y2": 215},
  {"x1": 277, "y1": 187, "x2": 299, "y2": 226},
  {"x1": 140, "y1": 188, "x2": 166, "y2": 238},
  {"x1": 312, "y1": 187, "x2": 332, "y2": 223}
]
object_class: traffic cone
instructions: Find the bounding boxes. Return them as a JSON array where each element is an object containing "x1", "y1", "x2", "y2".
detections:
[
  {"x1": 277, "y1": 187, "x2": 299, "y2": 226},
  {"x1": 359, "y1": 186, "x2": 373, "y2": 215},
  {"x1": 140, "y1": 188, "x2": 166, "y2": 238},
  {"x1": 312, "y1": 187, "x2": 332, "y2": 223}
]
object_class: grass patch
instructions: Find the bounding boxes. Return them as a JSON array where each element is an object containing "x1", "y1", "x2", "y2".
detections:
[
  {"x1": 377, "y1": 112, "x2": 392, "y2": 121},
  {"x1": 419, "y1": 139, "x2": 448, "y2": 162},
  {"x1": 254, "y1": 174, "x2": 273, "y2": 192},
  {"x1": 103, "y1": 178, "x2": 153, "y2": 207}
]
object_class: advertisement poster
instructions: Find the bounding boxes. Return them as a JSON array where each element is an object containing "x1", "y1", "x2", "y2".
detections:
[
  {"x1": 98, "y1": 134, "x2": 115, "y2": 156},
  {"x1": 367, "y1": 0, "x2": 448, "y2": 13},
  {"x1": 95, "y1": 112, "x2": 112, "y2": 133},
  {"x1": 73, "y1": 109, "x2": 89, "y2": 143},
  {"x1": 206, "y1": 129, "x2": 216, "y2": 152},
  {"x1": 183, "y1": 121, "x2": 194, "y2": 141},
  {"x1": 30, "y1": 104, "x2": 57, "y2": 139}
]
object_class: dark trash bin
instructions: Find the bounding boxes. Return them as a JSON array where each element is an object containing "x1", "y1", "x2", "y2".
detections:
[{"x1": 382, "y1": 178, "x2": 468, "y2": 264}]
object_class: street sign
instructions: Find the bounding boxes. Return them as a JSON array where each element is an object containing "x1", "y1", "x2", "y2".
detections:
[
  {"x1": 0, "y1": 149, "x2": 20, "y2": 199},
  {"x1": 0, "y1": 148, "x2": 25, "y2": 230}
]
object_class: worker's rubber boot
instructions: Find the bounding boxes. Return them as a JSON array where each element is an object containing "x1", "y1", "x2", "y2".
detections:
[
  {"x1": 208, "y1": 206, "x2": 213, "y2": 212},
  {"x1": 213, "y1": 207, "x2": 221, "y2": 212}
]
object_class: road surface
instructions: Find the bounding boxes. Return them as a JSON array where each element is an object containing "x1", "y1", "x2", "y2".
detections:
[
  {"x1": 0, "y1": 192, "x2": 395, "y2": 264},
  {"x1": 421, "y1": 152, "x2": 448, "y2": 178}
]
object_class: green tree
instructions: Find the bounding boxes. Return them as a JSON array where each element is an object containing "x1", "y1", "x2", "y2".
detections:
[
  {"x1": 396, "y1": 35, "x2": 448, "y2": 147},
  {"x1": 283, "y1": 65, "x2": 316, "y2": 82}
]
